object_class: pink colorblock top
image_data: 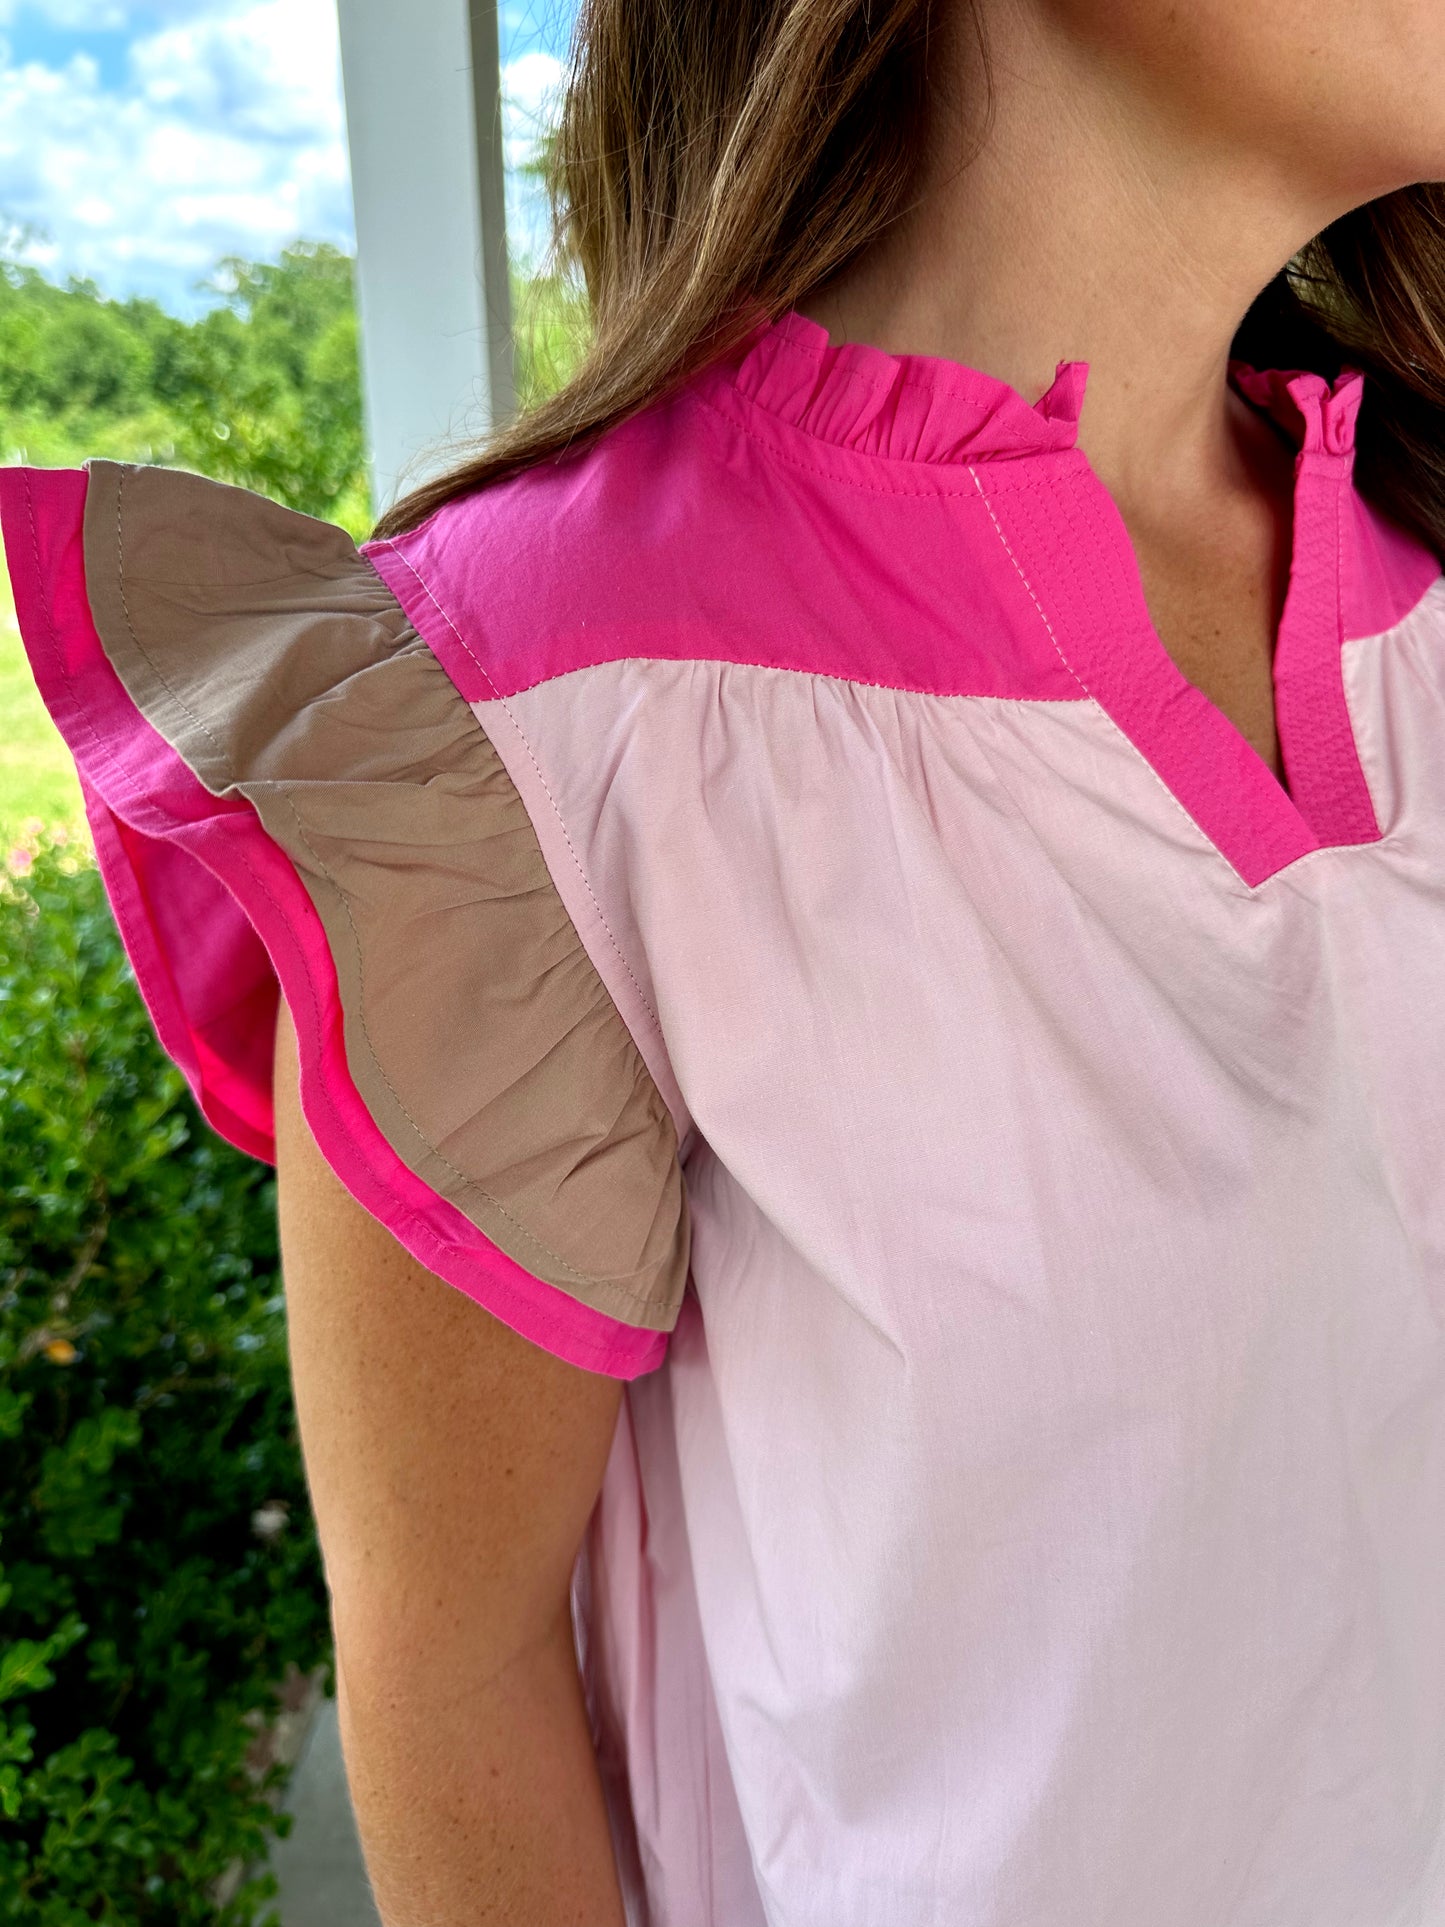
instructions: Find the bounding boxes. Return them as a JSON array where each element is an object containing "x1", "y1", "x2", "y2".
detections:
[{"x1": 7, "y1": 308, "x2": 1445, "y2": 1924}]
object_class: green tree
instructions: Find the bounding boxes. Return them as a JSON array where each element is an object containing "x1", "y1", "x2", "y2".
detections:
[
  {"x1": 0, "y1": 239, "x2": 371, "y2": 535},
  {"x1": 175, "y1": 243, "x2": 369, "y2": 531}
]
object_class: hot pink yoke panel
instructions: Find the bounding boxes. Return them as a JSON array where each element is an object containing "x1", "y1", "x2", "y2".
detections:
[{"x1": 361, "y1": 399, "x2": 1088, "y2": 707}]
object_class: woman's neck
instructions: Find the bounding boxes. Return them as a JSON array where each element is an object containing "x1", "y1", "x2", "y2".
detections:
[{"x1": 795, "y1": 2, "x2": 1356, "y2": 527}]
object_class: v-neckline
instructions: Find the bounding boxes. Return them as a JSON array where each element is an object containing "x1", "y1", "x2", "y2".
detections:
[
  {"x1": 711, "y1": 307, "x2": 1443, "y2": 890},
  {"x1": 964, "y1": 361, "x2": 1376, "y2": 887}
]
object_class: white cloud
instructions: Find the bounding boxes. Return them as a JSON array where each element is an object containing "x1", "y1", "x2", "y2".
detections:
[
  {"x1": 0, "y1": 0, "x2": 353, "y2": 312},
  {"x1": 502, "y1": 51, "x2": 562, "y2": 266},
  {"x1": 132, "y1": 0, "x2": 345, "y2": 143},
  {"x1": 503, "y1": 50, "x2": 562, "y2": 159},
  {"x1": 0, "y1": 4, "x2": 571, "y2": 307}
]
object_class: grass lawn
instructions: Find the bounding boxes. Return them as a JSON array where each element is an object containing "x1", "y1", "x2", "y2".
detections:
[{"x1": 0, "y1": 537, "x2": 85, "y2": 844}]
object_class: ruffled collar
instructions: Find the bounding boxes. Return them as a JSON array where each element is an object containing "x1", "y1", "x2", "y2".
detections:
[
  {"x1": 1227, "y1": 361, "x2": 1366, "y2": 459},
  {"x1": 718, "y1": 307, "x2": 1365, "y2": 465}
]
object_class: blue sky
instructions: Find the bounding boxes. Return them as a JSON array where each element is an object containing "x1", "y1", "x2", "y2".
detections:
[{"x1": 0, "y1": 0, "x2": 574, "y2": 315}]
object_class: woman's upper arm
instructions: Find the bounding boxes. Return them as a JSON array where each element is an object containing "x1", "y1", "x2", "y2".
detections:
[{"x1": 271, "y1": 997, "x2": 623, "y2": 1676}]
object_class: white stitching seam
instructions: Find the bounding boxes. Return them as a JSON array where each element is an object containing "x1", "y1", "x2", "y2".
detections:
[{"x1": 966, "y1": 466, "x2": 1093, "y2": 700}]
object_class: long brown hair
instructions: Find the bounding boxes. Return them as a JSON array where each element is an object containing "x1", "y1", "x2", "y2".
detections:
[{"x1": 372, "y1": 0, "x2": 1445, "y2": 555}]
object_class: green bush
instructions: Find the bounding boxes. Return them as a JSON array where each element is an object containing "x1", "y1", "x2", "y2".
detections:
[{"x1": 0, "y1": 833, "x2": 331, "y2": 1924}]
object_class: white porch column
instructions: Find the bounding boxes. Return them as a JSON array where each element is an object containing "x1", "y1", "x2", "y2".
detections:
[{"x1": 336, "y1": 0, "x2": 515, "y2": 511}]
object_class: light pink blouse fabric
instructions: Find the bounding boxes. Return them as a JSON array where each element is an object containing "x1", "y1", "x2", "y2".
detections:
[{"x1": 11, "y1": 308, "x2": 1445, "y2": 1924}]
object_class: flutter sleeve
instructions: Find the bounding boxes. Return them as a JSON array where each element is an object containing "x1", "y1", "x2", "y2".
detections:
[{"x1": 0, "y1": 459, "x2": 688, "y2": 1379}]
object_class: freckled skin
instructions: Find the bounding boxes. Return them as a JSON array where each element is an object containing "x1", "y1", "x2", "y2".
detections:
[{"x1": 1037, "y1": 0, "x2": 1445, "y2": 197}]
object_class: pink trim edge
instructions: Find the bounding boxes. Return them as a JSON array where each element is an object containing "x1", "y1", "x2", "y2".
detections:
[{"x1": 0, "y1": 464, "x2": 664, "y2": 1381}]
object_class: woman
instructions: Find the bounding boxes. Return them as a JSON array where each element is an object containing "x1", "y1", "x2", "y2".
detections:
[{"x1": 7, "y1": 0, "x2": 1445, "y2": 1919}]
